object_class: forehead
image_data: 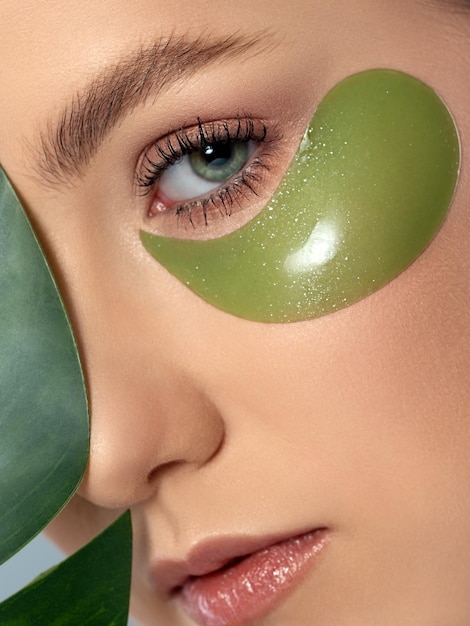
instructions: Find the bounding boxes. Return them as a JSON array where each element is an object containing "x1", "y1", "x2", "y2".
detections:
[{"x1": 0, "y1": 0, "x2": 463, "y2": 97}]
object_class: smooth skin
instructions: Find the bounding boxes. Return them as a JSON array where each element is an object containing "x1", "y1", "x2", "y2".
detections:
[{"x1": 1, "y1": 1, "x2": 470, "y2": 624}]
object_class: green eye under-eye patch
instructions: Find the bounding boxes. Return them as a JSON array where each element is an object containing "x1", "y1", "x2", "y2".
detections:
[{"x1": 141, "y1": 69, "x2": 460, "y2": 323}]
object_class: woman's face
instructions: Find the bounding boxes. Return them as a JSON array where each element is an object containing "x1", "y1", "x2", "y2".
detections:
[{"x1": 1, "y1": 1, "x2": 470, "y2": 624}]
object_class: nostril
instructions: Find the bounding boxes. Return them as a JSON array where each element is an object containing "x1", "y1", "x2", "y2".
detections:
[
  {"x1": 146, "y1": 459, "x2": 186, "y2": 484},
  {"x1": 145, "y1": 425, "x2": 225, "y2": 485}
]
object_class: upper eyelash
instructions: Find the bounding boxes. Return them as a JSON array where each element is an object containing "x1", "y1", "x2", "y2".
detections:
[{"x1": 135, "y1": 116, "x2": 268, "y2": 194}]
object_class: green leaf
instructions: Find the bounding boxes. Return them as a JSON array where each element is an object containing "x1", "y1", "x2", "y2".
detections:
[
  {"x1": 0, "y1": 166, "x2": 89, "y2": 563},
  {"x1": 0, "y1": 511, "x2": 132, "y2": 626}
]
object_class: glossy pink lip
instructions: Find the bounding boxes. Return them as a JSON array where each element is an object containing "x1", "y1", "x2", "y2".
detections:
[{"x1": 151, "y1": 528, "x2": 330, "y2": 626}]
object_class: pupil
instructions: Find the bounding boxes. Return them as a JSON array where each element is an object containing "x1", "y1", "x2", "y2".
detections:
[{"x1": 202, "y1": 143, "x2": 232, "y2": 166}]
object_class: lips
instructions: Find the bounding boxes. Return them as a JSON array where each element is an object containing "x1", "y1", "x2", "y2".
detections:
[{"x1": 151, "y1": 528, "x2": 330, "y2": 626}]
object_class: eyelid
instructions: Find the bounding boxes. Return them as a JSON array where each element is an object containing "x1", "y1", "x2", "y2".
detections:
[
  {"x1": 134, "y1": 116, "x2": 272, "y2": 192},
  {"x1": 133, "y1": 116, "x2": 284, "y2": 235}
]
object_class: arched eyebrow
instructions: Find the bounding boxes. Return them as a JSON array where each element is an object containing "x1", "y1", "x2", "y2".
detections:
[
  {"x1": 429, "y1": 0, "x2": 470, "y2": 12},
  {"x1": 443, "y1": 0, "x2": 470, "y2": 9},
  {"x1": 30, "y1": 32, "x2": 273, "y2": 189}
]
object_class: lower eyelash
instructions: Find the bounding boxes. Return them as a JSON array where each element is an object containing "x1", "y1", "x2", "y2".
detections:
[{"x1": 174, "y1": 151, "x2": 273, "y2": 227}]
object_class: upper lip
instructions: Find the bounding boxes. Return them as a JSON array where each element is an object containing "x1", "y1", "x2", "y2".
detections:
[{"x1": 150, "y1": 527, "x2": 327, "y2": 594}]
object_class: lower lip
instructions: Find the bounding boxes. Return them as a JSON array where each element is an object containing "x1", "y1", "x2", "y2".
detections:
[{"x1": 177, "y1": 529, "x2": 329, "y2": 626}]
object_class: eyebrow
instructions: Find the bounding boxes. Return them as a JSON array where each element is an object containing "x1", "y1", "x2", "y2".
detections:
[
  {"x1": 427, "y1": 0, "x2": 470, "y2": 12},
  {"x1": 31, "y1": 32, "x2": 272, "y2": 188},
  {"x1": 444, "y1": 0, "x2": 470, "y2": 9}
]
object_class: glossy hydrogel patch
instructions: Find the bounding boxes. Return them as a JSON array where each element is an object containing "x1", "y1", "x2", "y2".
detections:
[{"x1": 141, "y1": 69, "x2": 460, "y2": 323}]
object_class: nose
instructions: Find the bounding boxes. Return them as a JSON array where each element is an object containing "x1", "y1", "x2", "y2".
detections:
[
  {"x1": 80, "y1": 355, "x2": 225, "y2": 509},
  {"x1": 15, "y1": 177, "x2": 227, "y2": 513},
  {"x1": 54, "y1": 251, "x2": 226, "y2": 511}
]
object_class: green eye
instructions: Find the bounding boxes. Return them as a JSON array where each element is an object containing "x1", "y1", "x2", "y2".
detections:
[
  {"x1": 141, "y1": 69, "x2": 460, "y2": 323},
  {"x1": 189, "y1": 142, "x2": 250, "y2": 182}
]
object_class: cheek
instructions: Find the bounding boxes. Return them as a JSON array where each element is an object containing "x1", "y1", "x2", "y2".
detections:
[
  {"x1": 333, "y1": 253, "x2": 470, "y2": 529},
  {"x1": 212, "y1": 198, "x2": 470, "y2": 523},
  {"x1": 141, "y1": 69, "x2": 460, "y2": 323}
]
